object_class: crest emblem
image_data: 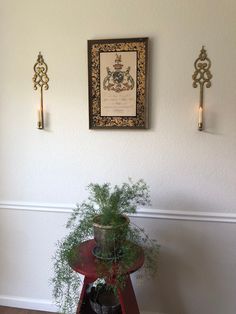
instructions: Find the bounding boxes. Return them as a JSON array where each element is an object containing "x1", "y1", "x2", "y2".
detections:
[{"x1": 103, "y1": 54, "x2": 135, "y2": 93}]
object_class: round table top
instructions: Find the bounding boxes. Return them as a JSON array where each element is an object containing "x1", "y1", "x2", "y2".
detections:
[{"x1": 69, "y1": 239, "x2": 144, "y2": 280}]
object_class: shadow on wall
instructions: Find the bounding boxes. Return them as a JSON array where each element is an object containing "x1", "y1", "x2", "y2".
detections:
[
  {"x1": 132, "y1": 217, "x2": 236, "y2": 314},
  {"x1": 133, "y1": 224, "x2": 194, "y2": 314}
]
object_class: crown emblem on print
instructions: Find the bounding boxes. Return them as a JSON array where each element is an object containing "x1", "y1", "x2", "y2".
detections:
[
  {"x1": 113, "y1": 54, "x2": 123, "y2": 70},
  {"x1": 103, "y1": 54, "x2": 135, "y2": 93}
]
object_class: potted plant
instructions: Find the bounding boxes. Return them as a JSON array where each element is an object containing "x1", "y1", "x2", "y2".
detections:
[{"x1": 52, "y1": 179, "x2": 159, "y2": 314}]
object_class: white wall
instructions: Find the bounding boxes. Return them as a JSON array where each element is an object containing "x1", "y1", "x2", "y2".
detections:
[{"x1": 0, "y1": 0, "x2": 236, "y2": 313}]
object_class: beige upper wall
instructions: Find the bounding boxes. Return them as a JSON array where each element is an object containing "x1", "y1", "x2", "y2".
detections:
[{"x1": 0, "y1": 0, "x2": 236, "y2": 212}]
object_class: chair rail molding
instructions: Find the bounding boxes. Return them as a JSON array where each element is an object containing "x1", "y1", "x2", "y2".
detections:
[{"x1": 0, "y1": 201, "x2": 236, "y2": 223}]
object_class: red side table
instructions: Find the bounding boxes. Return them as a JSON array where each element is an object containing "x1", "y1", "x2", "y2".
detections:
[{"x1": 70, "y1": 239, "x2": 144, "y2": 314}]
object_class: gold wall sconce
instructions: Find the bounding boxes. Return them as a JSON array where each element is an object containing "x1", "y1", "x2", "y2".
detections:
[
  {"x1": 32, "y1": 52, "x2": 49, "y2": 129},
  {"x1": 192, "y1": 46, "x2": 212, "y2": 131}
]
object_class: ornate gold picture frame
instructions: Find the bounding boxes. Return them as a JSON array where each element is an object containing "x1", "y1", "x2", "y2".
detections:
[{"x1": 88, "y1": 38, "x2": 149, "y2": 129}]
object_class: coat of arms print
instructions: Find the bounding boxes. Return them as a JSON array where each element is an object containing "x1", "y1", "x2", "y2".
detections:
[
  {"x1": 103, "y1": 54, "x2": 135, "y2": 93},
  {"x1": 88, "y1": 38, "x2": 149, "y2": 129}
]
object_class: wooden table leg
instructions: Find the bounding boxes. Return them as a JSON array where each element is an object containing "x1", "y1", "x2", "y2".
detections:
[
  {"x1": 76, "y1": 276, "x2": 94, "y2": 314},
  {"x1": 117, "y1": 275, "x2": 140, "y2": 314}
]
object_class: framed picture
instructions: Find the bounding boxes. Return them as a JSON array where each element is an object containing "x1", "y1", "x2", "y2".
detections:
[{"x1": 88, "y1": 37, "x2": 149, "y2": 129}]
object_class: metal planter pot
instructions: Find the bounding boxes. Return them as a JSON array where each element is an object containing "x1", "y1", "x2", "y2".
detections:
[{"x1": 93, "y1": 215, "x2": 130, "y2": 259}]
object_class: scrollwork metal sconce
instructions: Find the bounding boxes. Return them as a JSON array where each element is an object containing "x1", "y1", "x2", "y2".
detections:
[
  {"x1": 192, "y1": 46, "x2": 212, "y2": 131},
  {"x1": 32, "y1": 52, "x2": 49, "y2": 129}
]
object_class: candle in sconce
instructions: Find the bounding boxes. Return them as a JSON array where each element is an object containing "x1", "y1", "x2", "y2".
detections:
[
  {"x1": 198, "y1": 106, "x2": 203, "y2": 124},
  {"x1": 37, "y1": 106, "x2": 43, "y2": 129},
  {"x1": 198, "y1": 106, "x2": 203, "y2": 131},
  {"x1": 37, "y1": 108, "x2": 40, "y2": 123}
]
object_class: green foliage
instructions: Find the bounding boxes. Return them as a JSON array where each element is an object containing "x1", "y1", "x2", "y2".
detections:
[{"x1": 52, "y1": 179, "x2": 159, "y2": 314}]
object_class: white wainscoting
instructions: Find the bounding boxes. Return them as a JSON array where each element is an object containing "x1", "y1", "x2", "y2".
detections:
[
  {"x1": 0, "y1": 295, "x2": 162, "y2": 313},
  {"x1": 0, "y1": 295, "x2": 58, "y2": 312}
]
